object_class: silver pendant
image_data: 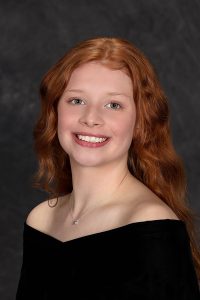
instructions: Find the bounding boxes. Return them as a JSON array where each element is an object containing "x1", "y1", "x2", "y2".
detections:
[{"x1": 73, "y1": 220, "x2": 79, "y2": 225}]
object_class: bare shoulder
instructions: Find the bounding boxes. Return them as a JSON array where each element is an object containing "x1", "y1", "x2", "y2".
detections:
[
  {"x1": 128, "y1": 196, "x2": 180, "y2": 223},
  {"x1": 25, "y1": 198, "x2": 54, "y2": 230},
  {"x1": 125, "y1": 178, "x2": 179, "y2": 222},
  {"x1": 25, "y1": 195, "x2": 67, "y2": 231}
]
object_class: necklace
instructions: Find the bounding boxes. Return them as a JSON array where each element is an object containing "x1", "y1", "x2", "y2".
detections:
[
  {"x1": 69, "y1": 171, "x2": 129, "y2": 225},
  {"x1": 69, "y1": 194, "x2": 99, "y2": 225}
]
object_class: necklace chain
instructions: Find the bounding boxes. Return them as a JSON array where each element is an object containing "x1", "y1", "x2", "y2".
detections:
[
  {"x1": 69, "y1": 171, "x2": 129, "y2": 225},
  {"x1": 69, "y1": 194, "x2": 98, "y2": 225}
]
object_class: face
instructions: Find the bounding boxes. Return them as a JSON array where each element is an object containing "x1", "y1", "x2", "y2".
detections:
[{"x1": 57, "y1": 61, "x2": 136, "y2": 168}]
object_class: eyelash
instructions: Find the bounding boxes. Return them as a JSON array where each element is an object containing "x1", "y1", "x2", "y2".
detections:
[{"x1": 68, "y1": 98, "x2": 122, "y2": 110}]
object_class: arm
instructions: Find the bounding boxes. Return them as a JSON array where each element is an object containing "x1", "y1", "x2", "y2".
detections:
[
  {"x1": 147, "y1": 231, "x2": 200, "y2": 299},
  {"x1": 121, "y1": 227, "x2": 200, "y2": 300},
  {"x1": 16, "y1": 223, "x2": 46, "y2": 299}
]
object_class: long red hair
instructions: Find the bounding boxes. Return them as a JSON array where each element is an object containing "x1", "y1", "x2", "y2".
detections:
[{"x1": 32, "y1": 37, "x2": 200, "y2": 280}]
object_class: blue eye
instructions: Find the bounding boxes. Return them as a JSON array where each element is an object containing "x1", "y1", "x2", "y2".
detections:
[
  {"x1": 69, "y1": 98, "x2": 85, "y2": 105},
  {"x1": 106, "y1": 102, "x2": 122, "y2": 110}
]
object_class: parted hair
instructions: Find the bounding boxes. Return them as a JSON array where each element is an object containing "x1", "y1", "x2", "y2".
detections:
[{"x1": 32, "y1": 37, "x2": 200, "y2": 280}]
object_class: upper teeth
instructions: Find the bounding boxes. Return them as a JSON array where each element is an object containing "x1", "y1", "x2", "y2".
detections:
[{"x1": 77, "y1": 135, "x2": 107, "y2": 143}]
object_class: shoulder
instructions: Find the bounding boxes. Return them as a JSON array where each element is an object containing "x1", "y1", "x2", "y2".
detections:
[
  {"x1": 25, "y1": 199, "x2": 53, "y2": 230},
  {"x1": 128, "y1": 198, "x2": 180, "y2": 223},
  {"x1": 123, "y1": 176, "x2": 180, "y2": 223},
  {"x1": 25, "y1": 195, "x2": 67, "y2": 231}
]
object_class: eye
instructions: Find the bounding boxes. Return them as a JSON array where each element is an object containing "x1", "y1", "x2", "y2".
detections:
[
  {"x1": 106, "y1": 102, "x2": 122, "y2": 110},
  {"x1": 68, "y1": 98, "x2": 85, "y2": 105}
]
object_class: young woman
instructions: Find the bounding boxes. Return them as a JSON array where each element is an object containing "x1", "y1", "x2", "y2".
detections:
[{"x1": 16, "y1": 37, "x2": 200, "y2": 299}]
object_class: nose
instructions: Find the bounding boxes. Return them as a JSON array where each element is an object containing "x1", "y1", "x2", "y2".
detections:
[{"x1": 79, "y1": 106, "x2": 104, "y2": 127}]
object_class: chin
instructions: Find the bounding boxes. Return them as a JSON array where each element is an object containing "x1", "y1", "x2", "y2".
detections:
[
  {"x1": 70, "y1": 153, "x2": 116, "y2": 168},
  {"x1": 70, "y1": 155, "x2": 102, "y2": 166}
]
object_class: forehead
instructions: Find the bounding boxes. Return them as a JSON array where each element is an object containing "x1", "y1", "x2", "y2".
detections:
[{"x1": 66, "y1": 62, "x2": 133, "y2": 93}]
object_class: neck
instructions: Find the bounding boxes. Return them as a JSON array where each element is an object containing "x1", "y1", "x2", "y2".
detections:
[{"x1": 68, "y1": 158, "x2": 133, "y2": 217}]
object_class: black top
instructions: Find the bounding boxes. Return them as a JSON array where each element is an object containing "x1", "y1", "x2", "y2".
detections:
[{"x1": 16, "y1": 219, "x2": 200, "y2": 300}]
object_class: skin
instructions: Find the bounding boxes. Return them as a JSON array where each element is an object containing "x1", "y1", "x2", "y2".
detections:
[{"x1": 57, "y1": 61, "x2": 138, "y2": 219}]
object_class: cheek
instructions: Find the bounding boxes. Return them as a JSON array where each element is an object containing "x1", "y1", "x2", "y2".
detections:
[
  {"x1": 112, "y1": 113, "x2": 136, "y2": 140},
  {"x1": 57, "y1": 114, "x2": 68, "y2": 131},
  {"x1": 57, "y1": 105, "x2": 75, "y2": 132},
  {"x1": 57, "y1": 109, "x2": 74, "y2": 152}
]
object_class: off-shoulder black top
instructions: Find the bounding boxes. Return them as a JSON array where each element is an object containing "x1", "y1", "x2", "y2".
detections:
[{"x1": 16, "y1": 219, "x2": 200, "y2": 299}]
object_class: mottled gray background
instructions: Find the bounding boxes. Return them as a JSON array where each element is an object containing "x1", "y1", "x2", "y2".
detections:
[{"x1": 0, "y1": 0, "x2": 200, "y2": 299}]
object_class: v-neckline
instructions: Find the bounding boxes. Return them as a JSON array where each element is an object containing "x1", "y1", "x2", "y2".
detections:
[{"x1": 24, "y1": 219, "x2": 184, "y2": 245}]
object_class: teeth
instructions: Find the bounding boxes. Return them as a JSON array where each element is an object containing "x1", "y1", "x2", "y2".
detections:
[{"x1": 77, "y1": 135, "x2": 107, "y2": 143}]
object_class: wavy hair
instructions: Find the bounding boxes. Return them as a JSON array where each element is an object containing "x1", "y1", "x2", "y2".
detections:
[{"x1": 32, "y1": 37, "x2": 200, "y2": 280}]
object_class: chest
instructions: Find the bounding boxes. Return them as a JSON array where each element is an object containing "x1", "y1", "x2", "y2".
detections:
[{"x1": 48, "y1": 201, "x2": 134, "y2": 243}]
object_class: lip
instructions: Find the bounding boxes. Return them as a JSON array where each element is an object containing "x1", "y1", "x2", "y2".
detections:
[{"x1": 72, "y1": 133, "x2": 110, "y2": 148}]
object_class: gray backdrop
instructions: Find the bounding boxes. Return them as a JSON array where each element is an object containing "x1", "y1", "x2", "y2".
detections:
[{"x1": 1, "y1": 0, "x2": 200, "y2": 299}]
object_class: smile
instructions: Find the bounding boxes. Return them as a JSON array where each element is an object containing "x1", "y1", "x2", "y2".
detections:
[
  {"x1": 76, "y1": 135, "x2": 107, "y2": 143},
  {"x1": 73, "y1": 133, "x2": 110, "y2": 148}
]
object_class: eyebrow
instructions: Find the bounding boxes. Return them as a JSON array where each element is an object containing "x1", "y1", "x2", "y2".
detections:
[{"x1": 66, "y1": 89, "x2": 131, "y2": 98}]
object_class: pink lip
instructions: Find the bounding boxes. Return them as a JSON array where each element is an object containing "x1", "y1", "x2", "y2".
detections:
[
  {"x1": 74, "y1": 132, "x2": 109, "y2": 138},
  {"x1": 72, "y1": 133, "x2": 110, "y2": 148}
]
